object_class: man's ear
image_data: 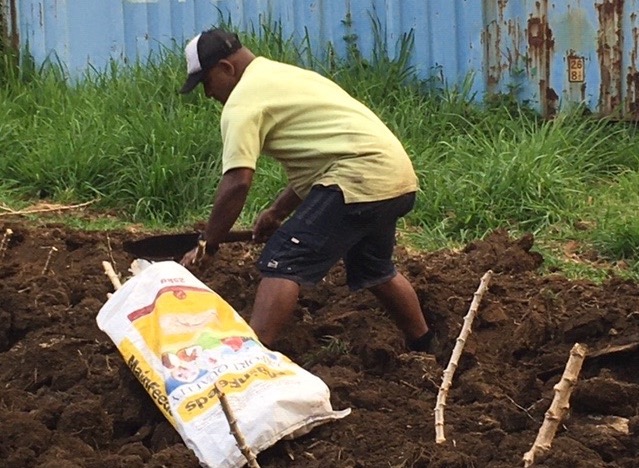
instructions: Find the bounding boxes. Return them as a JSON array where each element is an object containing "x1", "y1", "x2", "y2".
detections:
[{"x1": 217, "y1": 59, "x2": 236, "y2": 77}]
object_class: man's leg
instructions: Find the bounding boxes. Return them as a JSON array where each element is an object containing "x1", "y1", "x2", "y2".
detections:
[
  {"x1": 251, "y1": 187, "x2": 352, "y2": 347},
  {"x1": 368, "y1": 272, "x2": 428, "y2": 342},
  {"x1": 249, "y1": 277, "x2": 300, "y2": 347}
]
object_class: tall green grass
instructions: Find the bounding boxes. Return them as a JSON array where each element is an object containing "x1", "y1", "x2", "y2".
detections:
[{"x1": 1, "y1": 20, "x2": 639, "y2": 278}]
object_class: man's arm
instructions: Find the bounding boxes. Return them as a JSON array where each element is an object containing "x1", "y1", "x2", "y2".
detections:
[
  {"x1": 270, "y1": 185, "x2": 302, "y2": 219},
  {"x1": 201, "y1": 167, "x2": 255, "y2": 245},
  {"x1": 253, "y1": 186, "x2": 302, "y2": 242}
]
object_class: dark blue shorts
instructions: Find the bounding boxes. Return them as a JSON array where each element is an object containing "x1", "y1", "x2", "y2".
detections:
[{"x1": 257, "y1": 185, "x2": 416, "y2": 291}]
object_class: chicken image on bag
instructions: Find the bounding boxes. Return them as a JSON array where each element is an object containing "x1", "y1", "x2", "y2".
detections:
[{"x1": 97, "y1": 261, "x2": 349, "y2": 468}]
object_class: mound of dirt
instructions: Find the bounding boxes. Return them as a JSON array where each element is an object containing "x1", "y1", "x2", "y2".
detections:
[{"x1": 1, "y1": 222, "x2": 638, "y2": 467}]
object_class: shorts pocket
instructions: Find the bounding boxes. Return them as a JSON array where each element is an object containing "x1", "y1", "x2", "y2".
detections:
[{"x1": 257, "y1": 227, "x2": 332, "y2": 282}]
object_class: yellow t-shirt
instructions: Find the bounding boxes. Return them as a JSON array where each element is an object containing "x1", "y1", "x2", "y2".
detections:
[{"x1": 220, "y1": 57, "x2": 418, "y2": 203}]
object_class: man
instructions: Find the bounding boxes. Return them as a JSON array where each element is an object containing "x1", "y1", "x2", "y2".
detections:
[{"x1": 179, "y1": 28, "x2": 436, "y2": 354}]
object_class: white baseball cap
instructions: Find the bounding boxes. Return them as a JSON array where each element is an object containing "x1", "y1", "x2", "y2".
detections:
[{"x1": 180, "y1": 28, "x2": 242, "y2": 94}]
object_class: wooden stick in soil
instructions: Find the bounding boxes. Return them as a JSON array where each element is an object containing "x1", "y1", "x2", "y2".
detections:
[
  {"x1": 0, "y1": 228, "x2": 13, "y2": 258},
  {"x1": 435, "y1": 269, "x2": 493, "y2": 444},
  {"x1": 106, "y1": 233, "x2": 117, "y2": 273},
  {"x1": 102, "y1": 261, "x2": 122, "y2": 292},
  {"x1": 194, "y1": 238, "x2": 207, "y2": 264},
  {"x1": 41, "y1": 246, "x2": 58, "y2": 275},
  {"x1": 522, "y1": 343, "x2": 588, "y2": 467},
  {"x1": 214, "y1": 383, "x2": 260, "y2": 468}
]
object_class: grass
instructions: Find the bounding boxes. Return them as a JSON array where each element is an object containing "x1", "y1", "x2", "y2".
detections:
[
  {"x1": 1, "y1": 20, "x2": 639, "y2": 281},
  {"x1": 302, "y1": 335, "x2": 352, "y2": 368}
]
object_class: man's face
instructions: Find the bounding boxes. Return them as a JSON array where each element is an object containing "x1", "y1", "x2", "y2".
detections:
[{"x1": 202, "y1": 62, "x2": 235, "y2": 104}]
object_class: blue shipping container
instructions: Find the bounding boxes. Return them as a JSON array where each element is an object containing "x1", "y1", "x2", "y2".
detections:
[{"x1": 2, "y1": 0, "x2": 639, "y2": 118}]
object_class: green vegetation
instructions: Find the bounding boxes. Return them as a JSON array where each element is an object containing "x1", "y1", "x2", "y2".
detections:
[
  {"x1": 1, "y1": 21, "x2": 638, "y2": 281},
  {"x1": 302, "y1": 335, "x2": 352, "y2": 368}
]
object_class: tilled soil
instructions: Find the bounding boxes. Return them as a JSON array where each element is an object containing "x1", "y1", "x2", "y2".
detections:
[{"x1": 1, "y1": 220, "x2": 638, "y2": 468}]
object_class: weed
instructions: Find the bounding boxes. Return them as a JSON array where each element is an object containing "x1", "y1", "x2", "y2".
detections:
[{"x1": 302, "y1": 335, "x2": 351, "y2": 368}]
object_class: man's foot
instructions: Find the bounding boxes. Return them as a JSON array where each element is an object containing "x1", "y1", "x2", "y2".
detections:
[{"x1": 408, "y1": 329, "x2": 439, "y2": 355}]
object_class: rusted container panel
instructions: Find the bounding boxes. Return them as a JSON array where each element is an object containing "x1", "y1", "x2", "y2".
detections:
[
  {"x1": 5, "y1": 0, "x2": 639, "y2": 118},
  {"x1": 622, "y1": 2, "x2": 639, "y2": 117},
  {"x1": 485, "y1": 0, "x2": 639, "y2": 118},
  {"x1": 1, "y1": 0, "x2": 19, "y2": 52}
]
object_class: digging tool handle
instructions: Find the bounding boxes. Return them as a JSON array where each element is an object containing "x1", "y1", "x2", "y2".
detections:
[
  {"x1": 122, "y1": 229, "x2": 254, "y2": 259},
  {"x1": 199, "y1": 230, "x2": 254, "y2": 256},
  {"x1": 220, "y1": 230, "x2": 254, "y2": 243}
]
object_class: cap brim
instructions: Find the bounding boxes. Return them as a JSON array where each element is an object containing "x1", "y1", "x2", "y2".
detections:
[{"x1": 179, "y1": 71, "x2": 204, "y2": 94}]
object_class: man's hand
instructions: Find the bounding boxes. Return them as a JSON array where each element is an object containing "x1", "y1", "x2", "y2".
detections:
[
  {"x1": 180, "y1": 239, "x2": 214, "y2": 267},
  {"x1": 252, "y1": 186, "x2": 301, "y2": 242},
  {"x1": 180, "y1": 246, "x2": 201, "y2": 267},
  {"x1": 253, "y1": 208, "x2": 282, "y2": 243}
]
